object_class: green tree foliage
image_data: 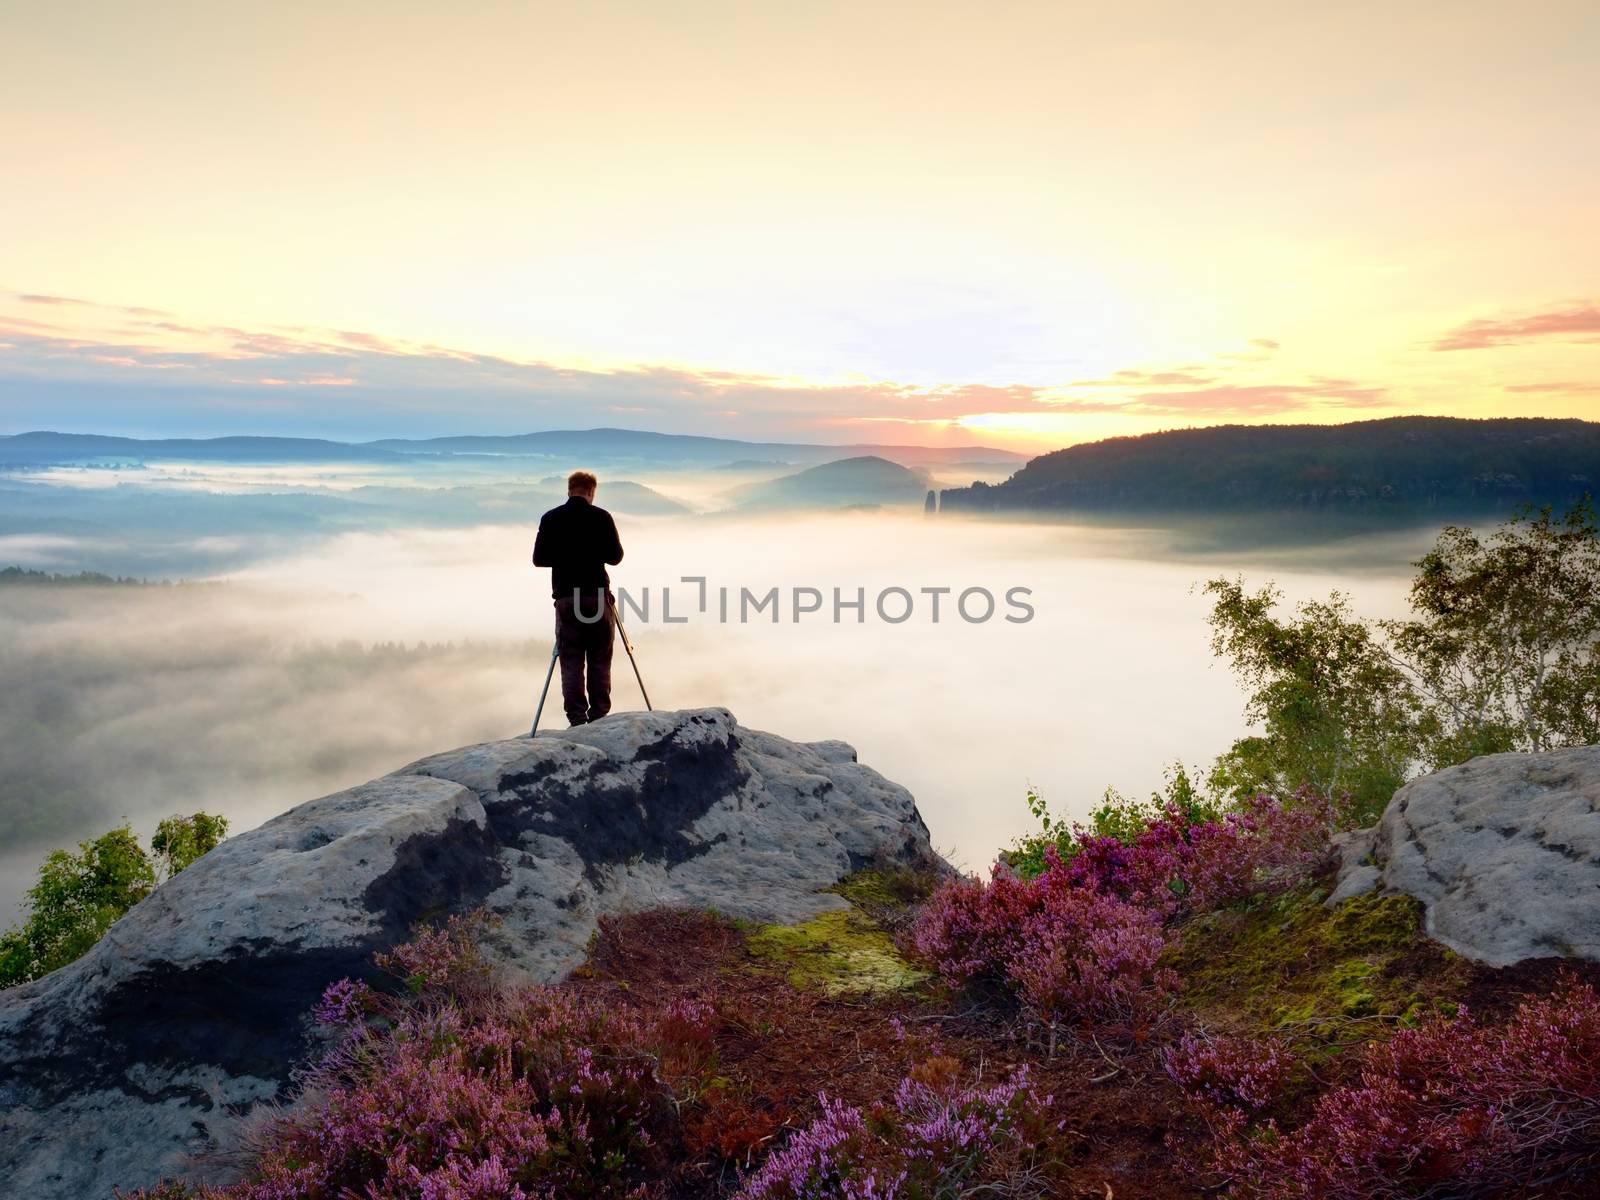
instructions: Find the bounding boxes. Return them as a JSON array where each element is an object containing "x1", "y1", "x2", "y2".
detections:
[
  {"x1": 1006, "y1": 787, "x2": 1073, "y2": 879},
  {"x1": 941, "y1": 416, "x2": 1600, "y2": 516},
  {"x1": 0, "y1": 812, "x2": 227, "y2": 989},
  {"x1": 1202, "y1": 581, "x2": 1418, "y2": 825},
  {"x1": 0, "y1": 826, "x2": 155, "y2": 988},
  {"x1": 151, "y1": 812, "x2": 229, "y2": 879},
  {"x1": 1089, "y1": 762, "x2": 1219, "y2": 843},
  {"x1": 1386, "y1": 501, "x2": 1600, "y2": 764},
  {"x1": 1205, "y1": 502, "x2": 1600, "y2": 827},
  {"x1": 1009, "y1": 763, "x2": 1217, "y2": 879}
]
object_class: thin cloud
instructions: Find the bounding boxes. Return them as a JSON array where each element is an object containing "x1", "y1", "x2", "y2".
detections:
[
  {"x1": 134, "y1": 319, "x2": 223, "y2": 337},
  {"x1": 1068, "y1": 369, "x2": 1216, "y2": 388},
  {"x1": 1433, "y1": 302, "x2": 1600, "y2": 351},
  {"x1": 0, "y1": 291, "x2": 1393, "y2": 435},
  {"x1": 1128, "y1": 380, "x2": 1387, "y2": 416},
  {"x1": 1503, "y1": 381, "x2": 1600, "y2": 395},
  {"x1": 0, "y1": 314, "x2": 76, "y2": 334},
  {"x1": 256, "y1": 375, "x2": 359, "y2": 388},
  {"x1": 336, "y1": 330, "x2": 407, "y2": 353},
  {"x1": 1116, "y1": 369, "x2": 1218, "y2": 387}
]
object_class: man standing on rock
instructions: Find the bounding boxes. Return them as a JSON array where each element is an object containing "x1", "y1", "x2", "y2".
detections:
[{"x1": 532, "y1": 470, "x2": 624, "y2": 726}]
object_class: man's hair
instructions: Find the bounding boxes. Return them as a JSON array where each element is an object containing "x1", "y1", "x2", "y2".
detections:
[{"x1": 567, "y1": 470, "x2": 598, "y2": 496}]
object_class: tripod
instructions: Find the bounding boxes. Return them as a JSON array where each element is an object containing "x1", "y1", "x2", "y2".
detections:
[{"x1": 530, "y1": 595, "x2": 651, "y2": 736}]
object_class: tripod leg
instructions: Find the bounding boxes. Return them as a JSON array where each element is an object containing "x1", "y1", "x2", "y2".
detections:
[
  {"x1": 529, "y1": 642, "x2": 559, "y2": 736},
  {"x1": 611, "y1": 601, "x2": 652, "y2": 712}
]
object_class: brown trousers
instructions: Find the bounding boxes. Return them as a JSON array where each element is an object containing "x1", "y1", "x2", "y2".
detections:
[{"x1": 554, "y1": 591, "x2": 614, "y2": 725}]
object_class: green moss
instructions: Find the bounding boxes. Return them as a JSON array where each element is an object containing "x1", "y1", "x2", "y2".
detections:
[
  {"x1": 746, "y1": 909, "x2": 929, "y2": 996},
  {"x1": 1166, "y1": 886, "x2": 1467, "y2": 1046},
  {"x1": 1329, "y1": 961, "x2": 1376, "y2": 1017},
  {"x1": 1320, "y1": 890, "x2": 1425, "y2": 954},
  {"x1": 828, "y1": 866, "x2": 939, "y2": 909}
]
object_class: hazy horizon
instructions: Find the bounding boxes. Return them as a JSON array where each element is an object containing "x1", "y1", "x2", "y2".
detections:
[
  {"x1": 0, "y1": 447, "x2": 1446, "y2": 922},
  {"x1": 3, "y1": 0, "x2": 1594, "y2": 924},
  {"x1": 0, "y1": 425, "x2": 1035, "y2": 455}
]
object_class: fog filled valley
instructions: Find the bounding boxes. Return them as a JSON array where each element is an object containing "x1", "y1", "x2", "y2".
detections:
[
  {"x1": 11, "y1": 2, "x2": 1600, "y2": 1190},
  {"x1": 7, "y1": 430, "x2": 1600, "y2": 1200},
  {"x1": 0, "y1": 447, "x2": 1438, "y2": 921}
]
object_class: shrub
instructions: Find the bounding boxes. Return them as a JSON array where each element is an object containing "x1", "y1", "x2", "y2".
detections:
[
  {"x1": 1181, "y1": 790, "x2": 1334, "y2": 910},
  {"x1": 1194, "y1": 978, "x2": 1600, "y2": 1198},
  {"x1": 736, "y1": 1057, "x2": 1059, "y2": 1200},
  {"x1": 916, "y1": 790, "x2": 1331, "y2": 1034},
  {"x1": 0, "y1": 825, "x2": 154, "y2": 988},
  {"x1": 1062, "y1": 789, "x2": 1333, "y2": 913},
  {"x1": 911, "y1": 869, "x2": 1036, "y2": 989},
  {"x1": 1001, "y1": 870, "x2": 1176, "y2": 1034},
  {"x1": 1009, "y1": 764, "x2": 1216, "y2": 880},
  {"x1": 913, "y1": 852, "x2": 1177, "y2": 1035},
  {"x1": 145, "y1": 913, "x2": 717, "y2": 1200},
  {"x1": 1162, "y1": 1032, "x2": 1293, "y2": 1112},
  {"x1": 150, "y1": 812, "x2": 229, "y2": 879},
  {"x1": 2, "y1": 813, "x2": 229, "y2": 989}
]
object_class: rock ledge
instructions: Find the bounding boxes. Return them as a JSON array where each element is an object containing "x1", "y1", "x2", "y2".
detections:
[
  {"x1": 1331, "y1": 746, "x2": 1600, "y2": 967},
  {"x1": 0, "y1": 707, "x2": 936, "y2": 1199}
]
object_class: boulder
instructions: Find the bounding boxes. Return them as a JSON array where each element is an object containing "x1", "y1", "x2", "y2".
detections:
[
  {"x1": 1331, "y1": 746, "x2": 1600, "y2": 966},
  {"x1": 0, "y1": 707, "x2": 936, "y2": 1199}
]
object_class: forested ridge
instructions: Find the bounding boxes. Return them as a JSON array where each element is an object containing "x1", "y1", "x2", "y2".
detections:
[{"x1": 941, "y1": 417, "x2": 1599, "y2": 514}]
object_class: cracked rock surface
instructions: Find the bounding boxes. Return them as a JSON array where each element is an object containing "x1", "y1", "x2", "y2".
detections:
[
  {"x1": 0, "y1": 707, "x2": 935, "y2": 1199},
  {"x1": 1331, "y1": 746, "x2": 1600, "y2": 966}
]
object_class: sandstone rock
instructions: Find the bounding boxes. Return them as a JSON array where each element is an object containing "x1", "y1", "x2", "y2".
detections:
[
  {"x1": 1331, "y1": 746, "x2": 1600, "y2": 966},
  {"x1": 1326, "y1": 826, "x2": 1381, "y2": 905},
  {"x1": 0, "y1": 707, "x2": 936, "y2": 1199}
]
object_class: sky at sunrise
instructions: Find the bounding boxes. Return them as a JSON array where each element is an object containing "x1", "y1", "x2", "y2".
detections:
[{"x1": 2, "y1": 0, "x2": 1597, "y2": 449}]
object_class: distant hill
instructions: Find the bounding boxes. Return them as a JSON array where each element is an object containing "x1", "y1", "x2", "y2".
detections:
[
  {"x1": 0, "y1": 431, "x2": 403, "y2": 465},
  {"x1": 365, "y1": 428, "x2": 1025, "y2": 469},
  {"x1": 0, "y1": 428, "x2": 1025, "y2": 471},
  {"x1": 513, "y1": 479, "x2": 691, "y2": 516},
  {"x1": 727, "y1": 455, "x2": 931, "y2": 511},
  {"x1": 939, "y1": 418, "x2": 1600, "y2": 517}
]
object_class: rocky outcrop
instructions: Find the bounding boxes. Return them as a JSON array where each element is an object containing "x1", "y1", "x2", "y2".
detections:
[
  {"x1": 1331, "y1": 746, "x2": 1600, "y2": 967},
  {"x1": 0, "y1": 708, "x2": 935, "y2": 1199}
]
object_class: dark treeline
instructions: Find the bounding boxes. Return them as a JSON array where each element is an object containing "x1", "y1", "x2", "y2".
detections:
[
  {"x1": 941, "y1": 417, "x2": 1599, "y2": 517},
  {"x1": 0, "y1": 566, "x2": 178, "y2": 587}
]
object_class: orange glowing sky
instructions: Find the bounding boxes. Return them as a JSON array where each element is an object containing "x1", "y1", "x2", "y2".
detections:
[{"x1": 1, "y1": 1, "x2": 1596, "y2": 448}]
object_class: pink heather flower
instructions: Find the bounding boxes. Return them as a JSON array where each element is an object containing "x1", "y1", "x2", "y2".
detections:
[
  {"x1": 913, "y1": 790, "x2": 1333, "y2": 1035},
  {"x1": 131, "y1": 915, "x2": 720, "y2": 1200},
  {"x1": 312, "y1": 977, "x2": 375, "y2": 1028},
  {"x1": 1163, "y1": 1032, "x2": 1292, "y2": 1111},
  {"x1": 737, "y1": 1068, "x2": 1052, "y2": 1200},
  {"x1": 1195, "y1": 979, "x2": 1600, "y2": 1199},
  {"x1": 914, "y1": 854, "x2": 1178, "y2": 1031}
]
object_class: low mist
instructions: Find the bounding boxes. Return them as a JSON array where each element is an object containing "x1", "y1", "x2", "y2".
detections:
[{"x1": 0, "y1": 482, "x2": 1436, "y2": 921}]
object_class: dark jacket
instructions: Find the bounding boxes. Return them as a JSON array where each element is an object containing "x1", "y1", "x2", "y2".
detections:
[{"x1": 532, "y1": 495, "x2": 624, "y2": 599}]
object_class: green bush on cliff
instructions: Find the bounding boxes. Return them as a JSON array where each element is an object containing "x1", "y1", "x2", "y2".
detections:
[
  {"x1": 1009, "y1": 762, "x2": 1216, "y2": 879},
  {"x1": 150, "y1": 811, "x2": 229, "y2": 878},
  {"x1": 1003, "y1": 502, "x2": 1600, "y2": 878},
  {"x1": 0, "y1": 811, "x2": 227, "y2": 989},
  {"x1": 1206, "y1": 501, "x2": 1600, "y2": 825}
]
